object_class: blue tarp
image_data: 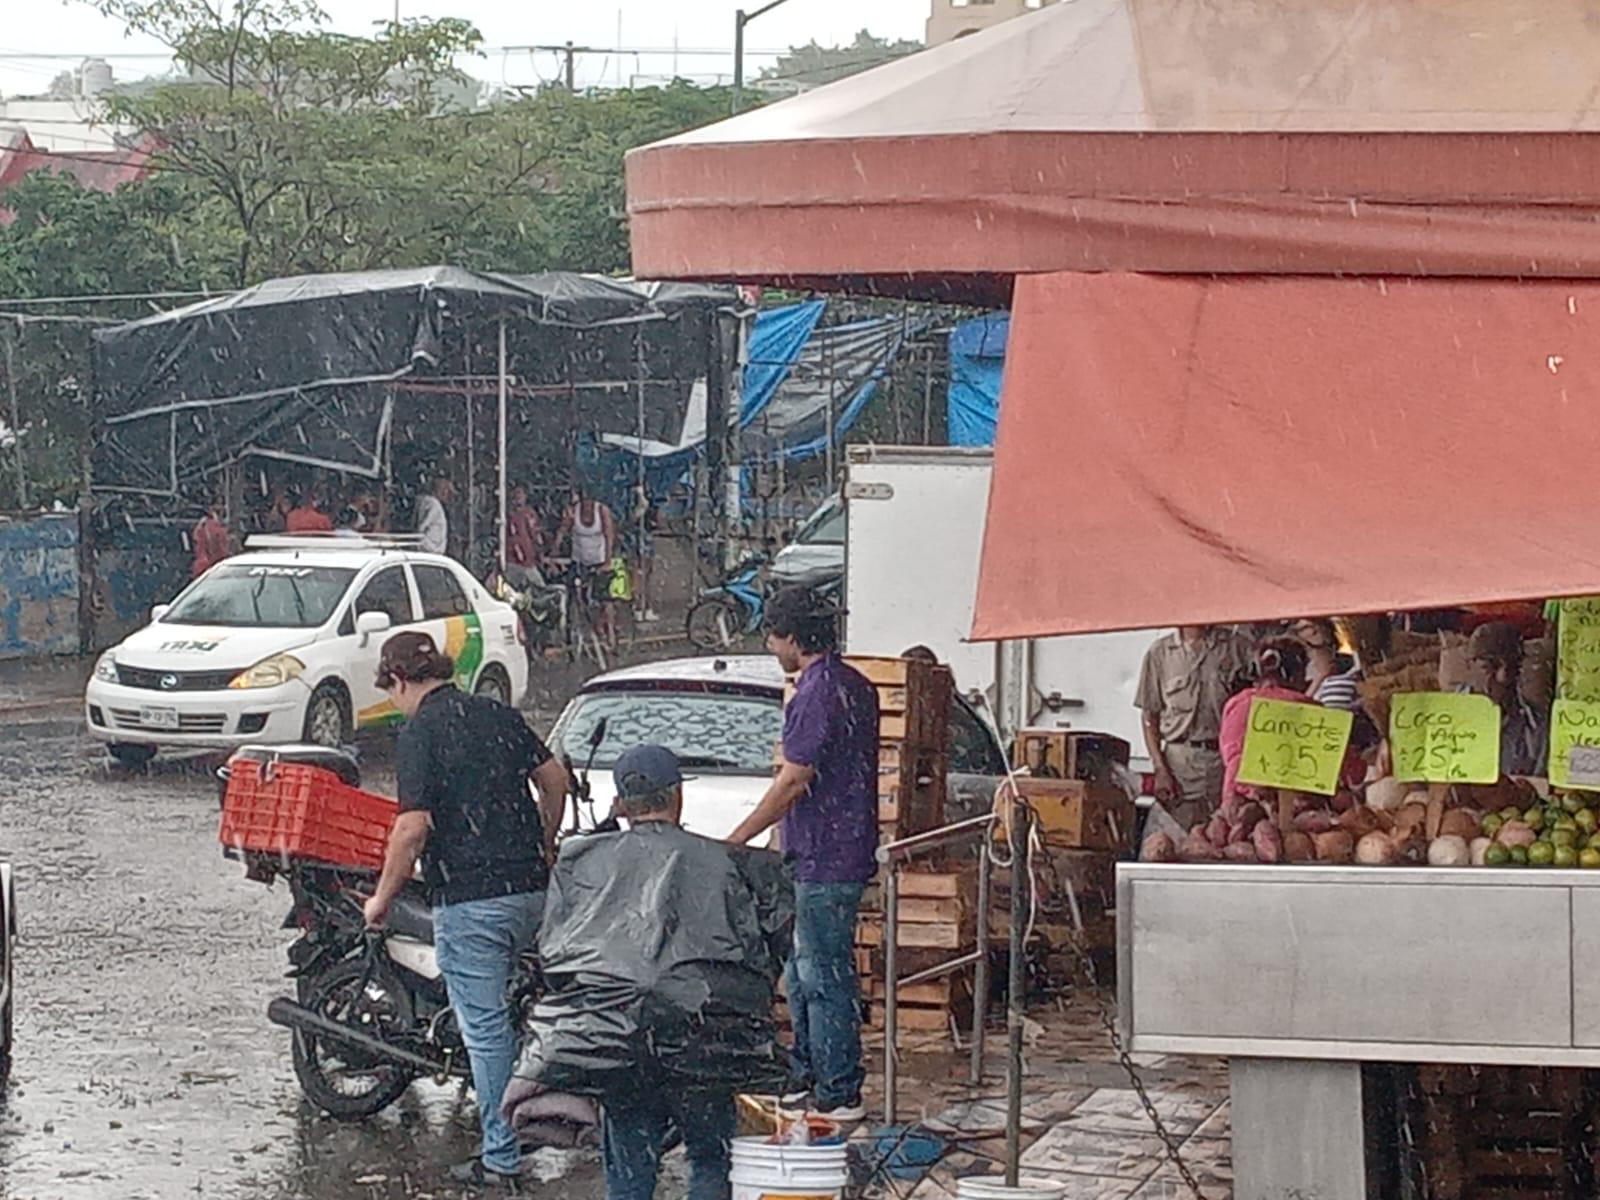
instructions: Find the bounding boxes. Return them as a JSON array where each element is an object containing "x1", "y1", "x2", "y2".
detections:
[
  {"x1": 741, "y1": 301, "x2": 825, "y2": 430},
  {"x1": 948, "y1": 311, "x2": 1009, "y2": 447}
]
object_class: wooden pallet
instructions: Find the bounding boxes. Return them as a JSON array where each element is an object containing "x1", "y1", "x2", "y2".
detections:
[{"x1": 1404, "y1": 1066, "x2": 1597, "y2": 1200}]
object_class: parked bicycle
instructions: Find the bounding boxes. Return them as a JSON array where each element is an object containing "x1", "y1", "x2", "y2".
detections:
[{"x1": 685, "y1": 553, "x2": 841, "y2": 651}]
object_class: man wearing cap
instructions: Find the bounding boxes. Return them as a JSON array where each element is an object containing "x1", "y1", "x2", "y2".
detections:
[
  {"x1": 728, "y1": 586, "x2": 877, "y2": 1124},
  {"x1": 1462, "y1": 621, "x2": 1548, "y2": 776},
  {"x1": 362, "y1": 631, "x2": 569, "y2": 1191},
  {"x1": 511, "y1": 744, "x2": 791, "y2": 1200}
]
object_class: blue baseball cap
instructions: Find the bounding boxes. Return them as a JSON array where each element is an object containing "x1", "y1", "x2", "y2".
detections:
[{"x1": 613, "y1": 744, "x2": 684, "y2": 800}]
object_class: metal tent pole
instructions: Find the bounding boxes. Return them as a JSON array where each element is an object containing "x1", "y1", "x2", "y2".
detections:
[
  {"x1": 497, "y1": 318, "x2": 509, "y2": 570},
  {"x1": 1005, "y1": 804, "x2": 1033, "y2": 1185},
  {"x1": 2, "y1": 326, "x2": 26, "y2": 509}
]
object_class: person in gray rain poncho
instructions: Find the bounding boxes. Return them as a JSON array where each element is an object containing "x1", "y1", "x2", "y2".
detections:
[{"x1": 504, "y1": 745, "x2": 793, "y2": 1200}]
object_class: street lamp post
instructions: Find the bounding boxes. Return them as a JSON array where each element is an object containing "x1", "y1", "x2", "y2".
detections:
[{"x1": 732, "y1": 0, "x2": 795, "y2": 113}]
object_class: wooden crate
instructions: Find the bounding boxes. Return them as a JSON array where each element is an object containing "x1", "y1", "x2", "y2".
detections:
[
  {"x1": 845, "y1": 655, "x2": 953, "y2": 752},
  {"x1": 1013, "y1": 728, "x2": 1132, "y2": 782},
  {"x1": 1404, "y1": 1066, "x2": 1598, "y2": 1200},
  {"x1": 999, "y1": 776, "x2": 1134, "y2": 853}
]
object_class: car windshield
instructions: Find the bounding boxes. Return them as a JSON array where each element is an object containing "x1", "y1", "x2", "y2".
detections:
[
  {"x1": 163, "y1": 564, "x2": 356, "y2": 628},
  {"x1": 794, "y1": 497, "x2": 845, "y2": 545},
  {"x1": 551, "y1": 688, "x2": 783, "y2": 772}
]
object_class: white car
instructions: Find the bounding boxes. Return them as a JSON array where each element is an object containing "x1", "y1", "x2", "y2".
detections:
[
  {"x1": 546, "y1": 655, "x2": 1010, "y2": 841},
  {"x1": 85, "y1": 537, "x2": 528, "y2": 765}
]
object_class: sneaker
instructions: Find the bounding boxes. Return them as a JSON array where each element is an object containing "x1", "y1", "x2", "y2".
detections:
[
  {"x1": 447, "y1": 1158, "x2": 523, "y2": 1192},
  {"x1": 808, "y1": 1096, "x2": 866, "y2": 1123}
]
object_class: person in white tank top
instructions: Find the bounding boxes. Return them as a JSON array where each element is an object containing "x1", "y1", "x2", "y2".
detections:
[{"x1": 557, "y1": 488, "x2": 618, "y2": 647}]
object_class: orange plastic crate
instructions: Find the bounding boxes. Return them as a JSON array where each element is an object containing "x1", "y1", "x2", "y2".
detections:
[{"x1": 219, "y1": 758, "x2": 396, "y2": 870}]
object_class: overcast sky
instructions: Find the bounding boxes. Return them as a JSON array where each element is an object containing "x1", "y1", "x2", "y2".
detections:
[{"x1": 0, "y1": 0, "x2": 931, "y2": 97}]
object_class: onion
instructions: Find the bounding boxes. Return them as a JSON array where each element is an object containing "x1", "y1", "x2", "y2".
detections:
[
  {"x1": 1356, "y1": 831, "x2": 1399, "y2": 865},
  {"x1": 1427, "y1": 835, "x2": 1470, "y2": 867}
]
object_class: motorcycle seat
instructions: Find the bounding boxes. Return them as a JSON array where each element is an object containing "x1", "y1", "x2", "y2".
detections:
[{"x1": 386, "y1": 892, "x2": 435, "y2": 945}]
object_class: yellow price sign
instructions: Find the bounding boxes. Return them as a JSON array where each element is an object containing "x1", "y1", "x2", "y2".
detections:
[
  {"x1": 1557, "y1": 597, "x2": 1600, "y2": 703},
  {"x1": 1389, "y1": 692, "x2": 1501, "y2": 785},
  {"x1": 1237, "y1": 697, "x2": 1353, "y2": 797},
  {"x1": 1549, "y1": 699, "x2": 1600, "y2": 791}
]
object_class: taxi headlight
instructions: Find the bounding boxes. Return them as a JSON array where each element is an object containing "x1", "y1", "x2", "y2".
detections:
[
  {"x1": 229, "y1": 654, "x2": 306, "y2": 689},
  {"x1": 93, "y1": 651, "x2": 119, "y2": 683}
]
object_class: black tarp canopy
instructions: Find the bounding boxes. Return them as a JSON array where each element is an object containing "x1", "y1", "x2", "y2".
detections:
[{"x1": 90, "y1": 267, "x2": 741, "y2": 562}]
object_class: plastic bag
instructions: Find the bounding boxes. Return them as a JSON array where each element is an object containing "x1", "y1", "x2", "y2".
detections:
[
  {"x1": 607, "y1": 556, "x2": 633, "y2": 601},
  {"x1": 513, "y1": 822, "x2": 793, "y2": 1097}
]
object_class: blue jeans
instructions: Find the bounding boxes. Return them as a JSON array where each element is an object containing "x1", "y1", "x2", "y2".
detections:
[
  {"x1": 787, "y1": 880, "x2": 866, "y2": 1108},
  {"x1": 602, "y1": 1086, "x2": 734, "y2": 1200},
  {"x1": 434, "y1": 890, "x2": 545, "y2": 1175}
]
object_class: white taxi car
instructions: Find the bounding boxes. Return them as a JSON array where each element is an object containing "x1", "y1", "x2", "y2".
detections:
[{"x1": 85, "y1": 536, "x2": 528, "y2": 765}]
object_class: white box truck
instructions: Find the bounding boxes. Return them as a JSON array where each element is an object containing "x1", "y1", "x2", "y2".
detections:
[{"x1": 842, "y1": 445, "x2": 1155, "y2": 783}]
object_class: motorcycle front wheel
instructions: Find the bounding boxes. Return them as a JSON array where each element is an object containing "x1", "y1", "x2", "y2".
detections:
[
  {"x1": 685, "y1": 597, "x2": 741, "y2": 651},
  {"x1": 291, "y1": 958, "x2": 418, "y2": 1120}
]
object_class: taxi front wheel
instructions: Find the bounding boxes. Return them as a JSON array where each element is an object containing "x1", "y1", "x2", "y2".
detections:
[{"x1": 302, "y1": 683, "x2": 351, "y2": 748}]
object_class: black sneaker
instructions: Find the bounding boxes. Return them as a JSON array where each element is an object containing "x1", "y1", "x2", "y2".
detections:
[
  {"x1": 807, "y1": 1096, "x2": 866, "y2": 1123},
  {"x1": 447, "y1": 1159, "x2": 524, "y2": 1193},
  {"x1": 778, "y1": 1091, "x2": 811, "y2": 1119}
]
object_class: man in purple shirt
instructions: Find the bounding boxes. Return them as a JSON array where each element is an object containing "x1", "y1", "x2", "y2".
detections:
[{"x1": 728, "y1": 587, "x2": 878, "y2": 1123}]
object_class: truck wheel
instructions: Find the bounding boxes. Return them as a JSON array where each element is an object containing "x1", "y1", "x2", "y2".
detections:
[
  {"x1": 107, "y1": 743, "x2": 157, "y2": 768},
  {"x1": 302, "y1": 683, "x2": 351, "y2": 748}
]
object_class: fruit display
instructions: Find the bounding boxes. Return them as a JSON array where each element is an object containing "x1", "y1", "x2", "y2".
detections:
[{"x1": 1143, "y1": 775, "x2": 1600, "y2": 869}]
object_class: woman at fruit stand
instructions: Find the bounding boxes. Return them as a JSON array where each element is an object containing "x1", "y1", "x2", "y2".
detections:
[{"x1": 1218, "y1": 636, "x2": 1318, "y2": 812}]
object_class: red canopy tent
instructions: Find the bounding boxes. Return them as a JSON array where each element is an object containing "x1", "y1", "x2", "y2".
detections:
[{"x1": 625, "y1": 0, "x2": 1600, "y2": 634}]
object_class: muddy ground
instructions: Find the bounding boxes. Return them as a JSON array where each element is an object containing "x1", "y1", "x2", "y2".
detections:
[{"x1": 0, "y1": 722, "x2": 624, "y2": 1200}]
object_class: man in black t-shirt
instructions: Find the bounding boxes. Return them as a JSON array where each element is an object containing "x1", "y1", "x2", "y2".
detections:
[{"x1": 363, "y1": 631, "x2": 568, "y2": 1191}]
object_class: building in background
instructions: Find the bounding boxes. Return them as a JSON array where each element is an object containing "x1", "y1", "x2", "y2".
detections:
[{"x1": 926, "y1": 0, "x2": 1059, "y2": 46}]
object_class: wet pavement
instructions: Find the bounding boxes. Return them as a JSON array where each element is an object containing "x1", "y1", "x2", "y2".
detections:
[{"x1": 0, "y1": 722, "x2": 610, "y2": 1200}]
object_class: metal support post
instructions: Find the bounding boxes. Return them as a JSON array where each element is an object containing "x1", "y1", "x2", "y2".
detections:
[
  {"x1": 971, "y1": 832, "x2": 992, "y2": 1085},
  {"x1": 1005, "y1": 804, "x2": 1032, "y2": 1185},
  {"x1": 497, "y1": 318, "x2": 508, "y2": 571},
  {"x1": 883, "y1": 863, "x2": 900, "y2": 1123}
]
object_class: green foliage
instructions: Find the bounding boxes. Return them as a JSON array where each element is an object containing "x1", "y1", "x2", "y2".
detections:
[{"x1": 0, "y1": 5, "x2": 738, "y2": 505}]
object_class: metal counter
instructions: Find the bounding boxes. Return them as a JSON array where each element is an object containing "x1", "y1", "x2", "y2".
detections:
[{"x1": 1116, "y1": 863, "x2": 1600, "y2": 1200}]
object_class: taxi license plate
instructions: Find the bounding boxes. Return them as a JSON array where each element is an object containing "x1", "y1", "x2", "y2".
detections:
[{"x1": 139, "y1": 706, "x2": 180, "y2": 730}]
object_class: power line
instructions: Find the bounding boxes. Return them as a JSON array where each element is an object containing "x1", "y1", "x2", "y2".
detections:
[{"x1": 0, "y1": 289, "x2": 228, "y2": 306}]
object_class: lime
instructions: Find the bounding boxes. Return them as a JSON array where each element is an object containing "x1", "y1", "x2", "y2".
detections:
[
  {"x1": 1564, "y1": 795, "x2": 1588, "y2": 814},
  {"x1": 1552, "y1": 829, "x2": 1579, "y2": 849},
  {"x1": 1509, "y1": 845, "x2": 1530, "y2": 866},
  {"x1": 1529, "y1": 841, "x2": 1557, "y2": 866},
  {"x1": 1501, "y1": 805, "x2": 1525, "y2": 822},
  {"x1": 1524, "y1": 806, "x2": 1547, "y2": 830},
  {"x1": 1555, "y1": 845, "x2": 1579, "y2": 868},
  {"x1": 1581, "y1": 848, "x2": 1600, "y2": 869},
  {"x1": 1483, "y1": 812, "x2": 1506, "y2": 837},
  {"x1": 1554, "y1": 814, "x2": 1579, "y2": 834},
  {"x1": 1484, "y1": 844, "x2": 1511, "y2": 867},
  {"x1": 1578, "y1": 809, "x2": 1599, "y2": 834}
]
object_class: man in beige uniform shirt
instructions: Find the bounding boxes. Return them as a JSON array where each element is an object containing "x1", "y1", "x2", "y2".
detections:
[{"x1": 1135, "y1": 626, "x2": 1251, "y2": 828}]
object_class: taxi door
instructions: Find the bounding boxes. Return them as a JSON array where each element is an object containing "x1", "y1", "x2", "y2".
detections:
[{"x1": 342, "y1": 562, "x2": 420, "y2": 729}]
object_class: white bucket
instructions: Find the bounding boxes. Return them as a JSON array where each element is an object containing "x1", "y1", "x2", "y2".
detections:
[
  {"x1": 729, "y1": 1135, "x2": 850, "y2": 1200},
  {"x1": 955, "y1": 1178, "x2": 1070, "y2": 1200}
]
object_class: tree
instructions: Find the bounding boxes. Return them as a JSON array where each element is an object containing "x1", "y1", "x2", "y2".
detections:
[{"x1": 757, "y1": 30, "x2": 922, "y2": 90}]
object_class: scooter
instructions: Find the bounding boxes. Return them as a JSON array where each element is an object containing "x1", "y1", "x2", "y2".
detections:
[
  {"x1": 229, "y1": 724, "x2": 611, "y2": 1121},
  {"x1": 685, "y1": 553, "x2": 843, "y2": 651}
]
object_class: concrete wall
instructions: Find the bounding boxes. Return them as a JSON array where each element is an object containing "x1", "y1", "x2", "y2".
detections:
[
  {"x1": 926, "y1": 0, "x2": 1058, "y2": 46},
  {"x1": 0, "y1": 512, "x2": 79, "y2": 660}
]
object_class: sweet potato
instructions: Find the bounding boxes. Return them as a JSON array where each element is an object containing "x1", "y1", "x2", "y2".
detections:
[
  {"x1": 1293, "y1": 810, "x2": 1336, "y2": 835},
  {"x1": 1232, "y1": 802, "x2": 1267, "y2": 833},
  {"x1": 1205, "y1": 814, "x2": 1231, "y2": 849},
  {"x1": 1222, "y1": 841, "x2": 1260, "y2": 863},
  {"x1": 1141, "y1": 831, "x2": 1178, "y2": 863},
  {"x1": 1252, "y1": 821, "x2": 1285, "y2": 864},
  {"x1": 1283, "y1": 831, "x2": 1316, "y2": 862},
  {"x1": 1313, "y1": 829, "x2": 1355, "y2": 863},
  {"x1": 1180, "y1": 831, "x2": 1224, "y2": 862}
]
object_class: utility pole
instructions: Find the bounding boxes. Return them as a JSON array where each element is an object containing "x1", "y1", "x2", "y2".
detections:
[
  {"x1": 732, "y1": 0, "x2": 796, "y2": 113},
  {"x1": 525, "y1": 43, "x2": 599, "y2": 92}
]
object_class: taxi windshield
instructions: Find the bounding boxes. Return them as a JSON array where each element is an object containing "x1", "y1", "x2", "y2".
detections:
[{"x1": 163, "y1": 564, "x2": 356, "y2": 628}]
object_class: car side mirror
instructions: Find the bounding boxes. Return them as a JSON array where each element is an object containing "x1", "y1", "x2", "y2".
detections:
[
  {"x1": 355, "y1": 610, "x2": 391, "y2": 647},
  {"x1": 151, "y1": 603, "x2": 170, "y2": 622}
]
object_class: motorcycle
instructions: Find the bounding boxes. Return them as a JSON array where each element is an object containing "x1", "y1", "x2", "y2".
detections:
[
  {"x1": 226, "y1": 723, "x2": 611, "y2": 1121},
  {"x1": 685, "y1": 552, "x2": 842, "y2": 651}
]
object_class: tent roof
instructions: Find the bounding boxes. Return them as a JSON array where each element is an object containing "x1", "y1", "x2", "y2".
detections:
[
  {"x1": 971, "y1": 272, "x2": 1600, "y2": 639},
  {"x1": 627, "y1": 0, "x2": 1600, "y2": 301}
]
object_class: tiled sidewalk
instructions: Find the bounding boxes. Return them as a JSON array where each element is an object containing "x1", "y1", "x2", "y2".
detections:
[{"x1": 857, "y1": 990, "x2": 1232, "y2": 1199}]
